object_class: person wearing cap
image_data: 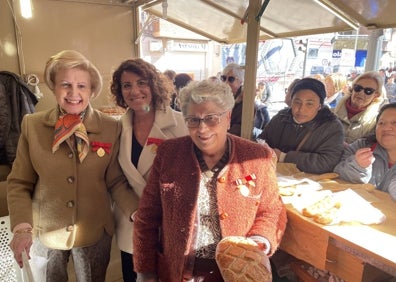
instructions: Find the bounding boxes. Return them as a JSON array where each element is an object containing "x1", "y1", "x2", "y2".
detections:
[
  {"x1": 257, "y1": 77, "x2": 344, "y2": 174},
  {"x1": 333, "y1": 71, "x2": 388, "y2": 144}
]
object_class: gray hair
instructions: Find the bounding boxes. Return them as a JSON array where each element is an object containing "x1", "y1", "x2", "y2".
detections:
[
  {"x1": 44, "y1": 50, "x2": 103, "y2": 99},
  {"x1": 179, "y1": 80, "x2": 235, "y2": 117},
  {"x1": 222, "y1": 63, "x2": 245, "y2": 82},
  {"x1": 352, "y1": 71, "x2": 386, "y2": 101}
]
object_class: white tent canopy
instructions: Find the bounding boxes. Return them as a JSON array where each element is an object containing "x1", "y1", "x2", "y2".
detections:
[{"x1": 143, "y1": 0, "x2": 396, "y2": 44}]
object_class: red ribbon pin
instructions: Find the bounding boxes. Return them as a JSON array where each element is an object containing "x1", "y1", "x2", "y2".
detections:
[{"x1": 91, "y1": 141, "x2": 112, "y2": 154}]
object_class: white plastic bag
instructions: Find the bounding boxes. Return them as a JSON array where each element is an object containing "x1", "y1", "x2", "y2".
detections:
[
  {"x1": 20, "y1": 250, "x2": 34, "y2": 282},
  {"x1": 28, "y1": 239, "x2": 49, "y2": 282},
  {"x1": 16, "y1": 247, "x2": 48, "y2": 282}
]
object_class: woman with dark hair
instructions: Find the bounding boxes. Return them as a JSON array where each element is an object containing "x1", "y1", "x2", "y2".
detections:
[
  {"x1": 334, "y1": 103, "x2": 396, "y2": 201},
  {"x1": 258, "y1": 77, "x2": 344, "y2": 174},
  {"x1": 172, "y1": 73, "x2": 192, "y2": 111},
  {"x1": 110, "y1": 58, "x2": 188, "y2": 281}
]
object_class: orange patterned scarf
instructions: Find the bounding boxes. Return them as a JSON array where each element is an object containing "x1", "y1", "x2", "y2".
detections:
[{"x1": 52, "y1": 113, "x2": 89, "y2": 163}]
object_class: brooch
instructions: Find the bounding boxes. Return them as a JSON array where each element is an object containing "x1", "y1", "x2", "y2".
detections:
[
  {"x1": 91, "y1": 141, "x2": 112, "y2": 157},
  {"x1": 234, "y1": 174, "x2": 260, "y2": 198},
  {"x1": 147, "y1": 137, "x2": 164, "y2": 153}
]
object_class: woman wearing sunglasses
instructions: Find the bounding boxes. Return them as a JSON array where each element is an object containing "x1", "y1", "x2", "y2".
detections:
[
  {"x1": 334, "y1": 103, "x2": 396, "y2": 201},
  {"x1": 220, "y1": 63, "x2": 244, "y2": 136},
  {"x1": 333, "y1": 71, "x2": 388, "y2": 143},
  {"x1": 132, "y1": 79, "x2": 286, "y2": 281}
]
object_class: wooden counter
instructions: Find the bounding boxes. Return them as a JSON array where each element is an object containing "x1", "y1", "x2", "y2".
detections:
[{"x1": 277, "y1": 164, "x2": 396, "y2": 281}]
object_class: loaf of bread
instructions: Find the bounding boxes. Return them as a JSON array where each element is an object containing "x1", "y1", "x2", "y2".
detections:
[
  {"x1": 279, "y1": 186, "x2": 296, "y2": 196},
  {"x1": 215, "y1": 236, "x2": 272, "y2": 282},
  {"x1": 301, "y1": 195, "x2": 341, "y2": 225},
  {"x1": 313, "y1": 206, "x2": 340, "y2": 225}
]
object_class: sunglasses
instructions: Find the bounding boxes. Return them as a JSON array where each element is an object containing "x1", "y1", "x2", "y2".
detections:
[
  {"x1": 220, "y1": 75, "x2": 236, "y2": 83},
  {"x1": 352, "y1": 84, "x2": 377, "y2": 95}
]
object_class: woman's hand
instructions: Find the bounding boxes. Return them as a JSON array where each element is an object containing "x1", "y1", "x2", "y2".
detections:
[
  {"x1": 355, "y1": 147, "x2": 375, "y2": 168},
  {"x1": 248, "y1": 236, "x2": 271, "y2": 272},
  {"x1": 9, "y1": 228, "x2": 33, "y2": 268}
]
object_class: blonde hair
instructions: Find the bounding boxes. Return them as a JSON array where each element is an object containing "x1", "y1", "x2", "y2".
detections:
[
  {"x1": 310, "y1": 74, "x2": 325, "y2": 82},
  {"x1": 325, "y1": 73, "x2": 347, "y2": 96},
  {"x1": 44, "y1": 50, "x2": 103, "y2": 99}
]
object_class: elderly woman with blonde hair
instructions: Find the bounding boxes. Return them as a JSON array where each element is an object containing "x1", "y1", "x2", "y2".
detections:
[
  {"x1": 333, "y1": 70, "x2": 388, "y2": 143},
  {"x1": 7, "y1": 50, "x2": 139, "y2": 281}
]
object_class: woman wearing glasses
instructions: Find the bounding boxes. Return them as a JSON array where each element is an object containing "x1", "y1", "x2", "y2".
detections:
[
  {"x1": 334, "y1": 103, "x2": 396, "y2": 201},
  {"x1": 110, "y1": 58, "x2": 188, "y2": 281},
  {"x1": 333, "y1": 71, "x2": 388, "y2": 143},
  {"x1": 133, "y1": 79, "x2": 287, "y2": 281}
]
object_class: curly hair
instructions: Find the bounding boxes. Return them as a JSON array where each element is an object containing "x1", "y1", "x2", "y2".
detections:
[
  {"x1": 179, "y1": 79, "x2": 235, "y2": 117},
  {"x1": 110, "y1": 58, "x2": 172, "y2": 109}
]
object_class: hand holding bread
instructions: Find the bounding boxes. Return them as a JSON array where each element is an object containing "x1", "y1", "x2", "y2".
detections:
[{"x1": 215, "y1": 236, "x2": 272, "y2": 282}]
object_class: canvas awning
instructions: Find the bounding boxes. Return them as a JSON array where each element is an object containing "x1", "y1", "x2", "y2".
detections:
[
  {"x1": 116, "y1": 0, "x2": 396, "y2": 138},
  {"x1": 141, "y1": 0, "x2": 396, "y2": 44},
  {"x1": 134, "y1": 0, "x2": 396, "y2": 138}
]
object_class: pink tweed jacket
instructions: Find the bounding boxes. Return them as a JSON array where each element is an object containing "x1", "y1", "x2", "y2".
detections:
[{"x1": 133, "y1": 134, "x2": 287, "y2": 281}]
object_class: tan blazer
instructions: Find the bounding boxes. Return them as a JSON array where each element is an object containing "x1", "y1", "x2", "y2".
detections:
[
  {"x1": 7, "y1": 106, "x2": 139, "y2": 250},
  {"x1": 114, "y1": 107, "x2": 188, "y2": 253}
]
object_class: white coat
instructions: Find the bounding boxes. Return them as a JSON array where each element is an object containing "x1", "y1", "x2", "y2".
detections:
[{"x1": 114, "y1": 107, "x2": 188, "y2": 253}]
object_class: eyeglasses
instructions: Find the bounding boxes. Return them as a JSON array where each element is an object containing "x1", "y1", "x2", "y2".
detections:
[
  {"x1": 185, "y1": 112, "x2": 227, "y2": 128},
  {"x1": 352, "y1": 84, "x2": 377, "y2": 95},
  {"x1": 220, "y1": 75, "x2": 236, "y2": 83}
]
